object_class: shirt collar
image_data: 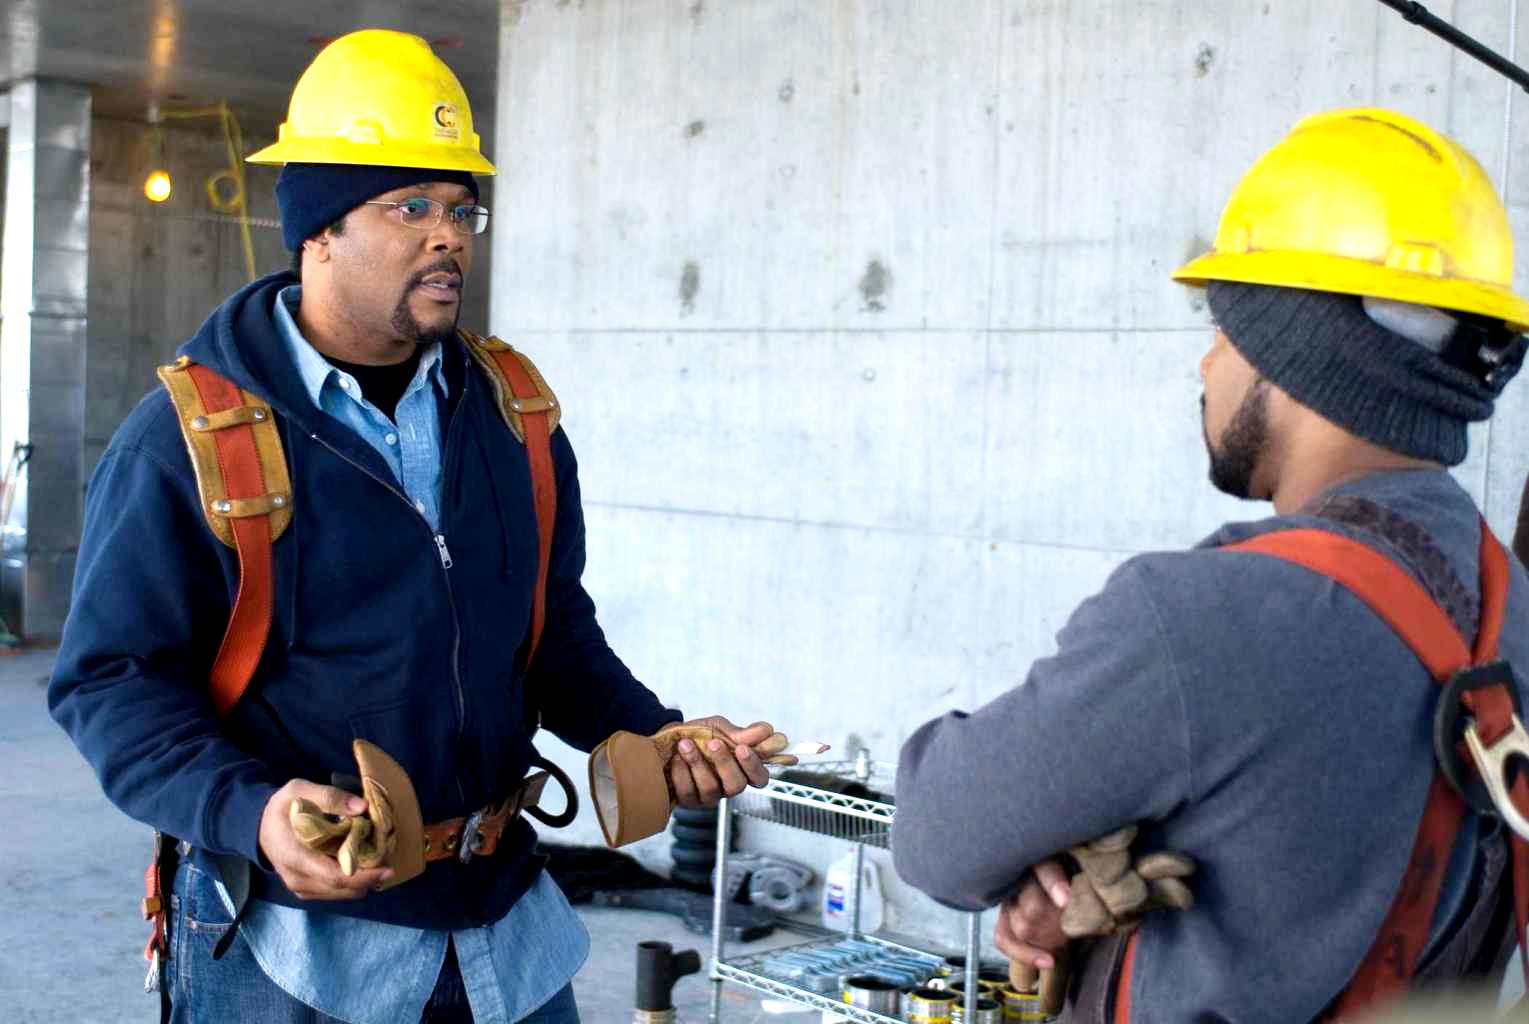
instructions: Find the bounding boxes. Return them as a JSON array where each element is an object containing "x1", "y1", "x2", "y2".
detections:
[{"x1": 273, "y1": 285, "x2": 447, "y2": 408}]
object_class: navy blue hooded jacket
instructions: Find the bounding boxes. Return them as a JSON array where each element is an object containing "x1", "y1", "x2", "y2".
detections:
[{"x1": 49, "y1": 272, "x2": 681, "y2": 929}]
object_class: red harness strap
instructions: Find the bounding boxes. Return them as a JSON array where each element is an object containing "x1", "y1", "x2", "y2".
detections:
[
  {"x1": 185, "y1": 364, "x2": 279, "y2": 719},
  {"x1": 482, "y1": 348, "x2": 558, "y2": 667},
  {"x1": 1113, "y1": 522, "x2": 1527, "y2": 1022}
]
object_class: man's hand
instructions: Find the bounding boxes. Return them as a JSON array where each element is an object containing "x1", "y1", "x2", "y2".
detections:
[
  {"x1": 258, "y1": 780, "x2": 392, "y2": 900},
  {"x1": 994, "y1": 858, "x2": 1071, "y2": 972},
  {"x1": 665, "y1": 716, "x2": 773, "y2": 808}
]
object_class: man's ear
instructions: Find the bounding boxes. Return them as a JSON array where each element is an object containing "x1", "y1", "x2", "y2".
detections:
[{"x1": 306, "y1": 234, "x2": 332, "y2": 265}]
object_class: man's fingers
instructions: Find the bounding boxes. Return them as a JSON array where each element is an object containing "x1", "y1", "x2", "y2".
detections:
[
  {"x1": 734, "y1": 743, "x2": 769, "y2": 788},
  {"x1": 995, "y1": 878, "x2": 1067, "y2": 951},
  {"x1": 1032, "y1": 859, "x2": 1071, "y2": 908},
  {"x1": 994, "y1": 904, "x2": 1057, "y2": 970},
  {"x1": 703, "y1": 738, "x2": 748, "y2": 795},
  {"x1": 293, "y1": 780, "x2": 367, "y2": 818},
  {"x1": 292, "y1": 864, "x2": 391, "y2": 901},
  {"x1": 668, "y1": 754, "x2": 701, "y2": 809},
  {"x1": 676, "y1": 740, "x2": 722, "y2": 804},
  {"x1": 698, "y1": 717, "x2": 775, "y2": 747}
]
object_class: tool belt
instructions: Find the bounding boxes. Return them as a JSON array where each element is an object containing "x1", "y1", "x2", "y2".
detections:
[
  {"x1": 292, "y1": 740, "x2": 580, "y2": 886},
  {"x1": 423, "y1": 758, "x2": 578, "y2": 862}
]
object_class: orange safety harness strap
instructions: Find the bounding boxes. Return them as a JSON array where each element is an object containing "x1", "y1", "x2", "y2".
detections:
[
  {"x1": 482, "y1": 347, "x2": 558, "y2": 667},
  {"x1": 184, "y1": 364, "x2": 280, "y2": 719},
  {"x1": 1113, "y1": 521, "x2": 1526, "y2": 1022}
]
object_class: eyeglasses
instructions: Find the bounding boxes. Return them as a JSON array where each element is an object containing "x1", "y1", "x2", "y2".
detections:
[{"x1": 364, "y1": 197, "x2": 491, "y2": 235}]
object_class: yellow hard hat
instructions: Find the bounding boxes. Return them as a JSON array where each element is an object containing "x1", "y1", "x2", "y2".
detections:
[
  {"x1": 1174, "y1": 108, "x2": 1528, "y2": 332},
  {"x1": 247, "y1": 29, "x2": 494, "y2": 175}
]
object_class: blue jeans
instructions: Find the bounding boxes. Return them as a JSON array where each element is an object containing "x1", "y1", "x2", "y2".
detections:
[{"x1": 166, "y1": 860, "x2": 580, "y2": 1023}]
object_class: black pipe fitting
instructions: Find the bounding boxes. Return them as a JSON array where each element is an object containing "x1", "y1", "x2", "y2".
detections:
[{"x1": 635, "y1": 940, "x2": 702, "y2": 1012}]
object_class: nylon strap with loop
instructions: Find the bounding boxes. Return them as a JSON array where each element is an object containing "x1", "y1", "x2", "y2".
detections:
[{"x1": 1114, "y1": 521, "x2": 1529, "y2": 1023}]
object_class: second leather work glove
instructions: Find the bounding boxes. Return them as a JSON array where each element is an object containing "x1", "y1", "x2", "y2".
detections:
[
  {"x1": 590, "y1": 725, "x2": 800, "y2": 847},
  {"x1": 1009, "y1": 824, "x2": 1196, "y2": 1008},
  {"x1": 1061, "y1": 824, "x2": 1196, "y2": 938},
  {"x1": 288, "y1": 739, "x2": 426, "y2": 892}
]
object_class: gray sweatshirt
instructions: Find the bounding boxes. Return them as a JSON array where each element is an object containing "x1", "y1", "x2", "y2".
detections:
[{"x1": 894, "y1": 469, "x2": 1529, "y2": 1022}]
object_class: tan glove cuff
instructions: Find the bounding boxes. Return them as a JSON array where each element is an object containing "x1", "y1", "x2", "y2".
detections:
[
  {"x1": 590, "y1": 730, "x2": 675, "y2": 848},
  {"x1": 589, "y1": 725, "x2": 800, "y2": 848}
]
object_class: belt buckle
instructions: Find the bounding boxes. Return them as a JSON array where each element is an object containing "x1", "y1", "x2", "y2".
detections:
[{"x1": 458, "y1": 809, "x2": 486, "y2": 864}]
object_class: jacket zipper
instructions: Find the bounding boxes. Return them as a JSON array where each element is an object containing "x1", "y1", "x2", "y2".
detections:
[{"x1": 308, "y1": 386, "x2": 471, "y2": 804}]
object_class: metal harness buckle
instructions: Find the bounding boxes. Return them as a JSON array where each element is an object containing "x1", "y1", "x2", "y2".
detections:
[
  {"x1": 144, "y1": 948, "x2": 161, "y2": 994},
  {"x1": 1434, "y1": 660, "x2": 1526, "y2": 822},
  {"x1": 458, "y1": 809, "x2": 487, "y2": 864},
  {"x1": 1464, "y1": 712, "x2": 1529, "y2": 841}
]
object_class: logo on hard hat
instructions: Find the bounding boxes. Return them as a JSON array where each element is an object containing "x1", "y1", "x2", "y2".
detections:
[{"x1": 433, "y1": 102, "x2": 460, "y2": 141}]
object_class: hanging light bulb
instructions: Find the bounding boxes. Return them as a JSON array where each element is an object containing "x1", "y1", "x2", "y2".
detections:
[
  {"x1": 143, "y1": 104, "x2": 171, "y2": 203},
  {"x1": 144, "y1": 168, "x2": 172, "y2": 202}
]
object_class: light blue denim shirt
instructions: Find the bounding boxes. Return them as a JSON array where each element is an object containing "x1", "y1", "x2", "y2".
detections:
[
  {"x1": 274, "y1": 286, "x2": 447, "y2": 530},
  {"x1": 210, "y1": 288, "x2": 591, "y2": 1024}
]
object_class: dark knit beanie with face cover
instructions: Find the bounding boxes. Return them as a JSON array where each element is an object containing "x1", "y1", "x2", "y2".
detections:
[
  {"x1": 275, "y1": 162, "x2": 480, "y2": 251},
  {"x1": 1206, "y1": 280, "x2": 1523, "y2": 467}
]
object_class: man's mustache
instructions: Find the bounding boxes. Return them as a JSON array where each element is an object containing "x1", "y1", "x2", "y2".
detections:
[{"x1": 405, "y1": 259, "x2": 464, "y2": 292}]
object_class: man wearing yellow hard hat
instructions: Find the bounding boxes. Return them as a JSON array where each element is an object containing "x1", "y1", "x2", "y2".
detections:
[
  {"x1": 50, "y1": 29, "x2": 777, "y2": 1023},
  {"x1": 895, "y1": 109, "x2": 1529, "y2": 1018}
]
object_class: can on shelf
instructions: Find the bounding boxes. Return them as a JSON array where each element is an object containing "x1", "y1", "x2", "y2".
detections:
[
  {"x1": 999, "y1": 985, "x2": 1047, "y2": 1022},
  {"x1": 977, "y1": 968, "x2": 1011, "y2": 995},
  {"x1": 952, "y1": 996, "x2": 1004, "y2": 1024},
  {"x1": 905, "y1": 986, "x2": 958, "y2": 1024},
  {"x1": 843, "y1": 975, "x2": 900, "y2": 1015}
]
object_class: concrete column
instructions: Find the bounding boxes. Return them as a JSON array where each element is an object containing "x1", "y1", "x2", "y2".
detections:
[{"x1": 0, "y1": 79, "x2": 90, "y2": 640}]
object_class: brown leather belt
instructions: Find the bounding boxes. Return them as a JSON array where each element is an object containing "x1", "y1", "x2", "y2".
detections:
[{"x1": 423, "y1": 770, "x2": 555, "y2": 863}]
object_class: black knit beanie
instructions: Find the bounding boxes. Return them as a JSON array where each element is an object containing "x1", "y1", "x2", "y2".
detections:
[
  {"x1": 276, "y1": 162, "x2": 480, "y2": 251},
  {"x1": 1206, "y1": 281, "x2": 1514, "y2": 466}
]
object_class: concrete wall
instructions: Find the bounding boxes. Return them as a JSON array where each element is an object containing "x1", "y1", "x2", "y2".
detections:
[
  {"x1": 86, "y1": 114, "x2": 286, "y2": 475},
  {"x1": 492, "y1": 0, "x2": 1529, "y2": 923}
]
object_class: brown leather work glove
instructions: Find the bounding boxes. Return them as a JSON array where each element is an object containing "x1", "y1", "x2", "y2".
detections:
[
  {"x1": 288, "y1": 740, "x2": 425, "y2": 891},
  {"x1": 1059, "y1": 824, "x2": 1196, "y2": 938},
  {"x1": 1007, "y1": 825, "x2": 1195, "y2": 1017},
  {"x1": 590, "y1": 725, "x2": 800, "y2": 847}
]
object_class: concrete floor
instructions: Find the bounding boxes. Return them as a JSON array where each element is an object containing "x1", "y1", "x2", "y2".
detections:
[{"x1": 0, "y1": 648, "x2": 820, "y2": 1023}]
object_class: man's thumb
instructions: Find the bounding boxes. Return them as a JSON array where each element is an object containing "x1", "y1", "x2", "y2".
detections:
[{"x1": 301, "y1": 782, "x2": 367, "y2": 817}]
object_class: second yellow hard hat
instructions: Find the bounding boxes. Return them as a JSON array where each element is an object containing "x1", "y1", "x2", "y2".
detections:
[
  {"x1": 1174, "y1": 108, "x2": 1528, "y2": 332},
  {"x1": 248, "y1": 29, "x2": 495, "y2": 176}
]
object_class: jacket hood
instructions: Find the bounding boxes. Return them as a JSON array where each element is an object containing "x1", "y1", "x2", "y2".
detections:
[{"x1": 177, "y1": 271, "x2": 321, "y2": 428}]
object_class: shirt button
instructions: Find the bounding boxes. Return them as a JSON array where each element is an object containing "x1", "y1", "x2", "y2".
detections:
[
  {"x1": 338, "y1": 378, "x2": 352, "y2": 391},
  {"x1": 385, "y1": 433, "x2": 398, "y2": 446}
]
